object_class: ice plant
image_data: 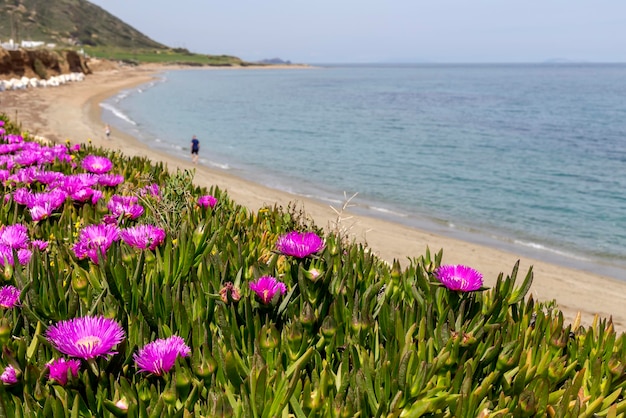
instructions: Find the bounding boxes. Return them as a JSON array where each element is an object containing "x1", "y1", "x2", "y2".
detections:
[
  {"x1": 276, "y1": 231, "x2": 324, "y2": 258},
  {"x1": 249, "y1": 276, "x2": 287, "y2": 305},
  {"x1": 47, "y1": 358, "x2": 81, "y2": 386},
  {"x1": 434, "y1": 264, "x2": 483, "y2": 292},
  {"x1": 120, "y1": 225, "x2": 166, "y2": 250},
  {"x1": 134, "y1": 335, "x2": 191, "y2": 376},
  {"x1": 197, "y1": 195, "x2": 217, "y2": 209},
  {"x1": 97, "y1": 173, "x2": 125, "y2": 187},
  {"x1": 0, "y1": 285, "x2": 21, "y2": 309},
  {"x1": 82, "y1": 155, "x2": 113, "y2": 174},
  {"x1": 72, "y1": 224, "x2": 120, "y2": 264},
  {"x1": 0, "y1": 224, "x2": 29, "y2": 249},
  {"x1": 0, "y1": 365, "x2": 17, "y2": 385},
  {"x1": 107, "y1": 195, "x2": 144, "y2": 220},
  {"x1": 46, "y1": 316, "x2": 125, "y2": 360}
]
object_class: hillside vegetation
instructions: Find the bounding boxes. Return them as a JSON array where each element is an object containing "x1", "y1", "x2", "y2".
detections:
[{"x1": 0, "y1": 0, "x2": 166, "y2": 49}]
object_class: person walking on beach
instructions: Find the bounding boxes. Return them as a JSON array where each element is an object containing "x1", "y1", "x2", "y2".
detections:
[
  {"x1": 105, "y1": 124, "x2": 111, "y2": 140},
  {"x1": 191, "y1": 135, "x2": 200, "y2": 164}
]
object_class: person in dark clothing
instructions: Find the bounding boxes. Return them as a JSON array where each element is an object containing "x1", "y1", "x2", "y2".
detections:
[{"x1": 191, "y1": 135, "x2": 200, "y2": 164}]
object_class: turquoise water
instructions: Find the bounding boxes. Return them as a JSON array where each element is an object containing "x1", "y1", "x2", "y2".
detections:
[{"x1": 101, "y1": 64, "x2": 626, "y2": 280}]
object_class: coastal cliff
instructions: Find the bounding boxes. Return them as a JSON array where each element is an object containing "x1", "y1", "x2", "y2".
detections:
[{"x1": 0, "y1": 47, "x2": 90, "y2": 79}]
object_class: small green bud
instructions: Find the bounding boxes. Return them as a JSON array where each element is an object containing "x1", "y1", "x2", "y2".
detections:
[
  {"x1": 300, "y1": 303, "x2": 317, "y2": 330},
  {"x1": 259, "y1": 323, "x2": 280, "y2": 350},
  {"x1": 71, "y1": 272, "x2": 89, "y2": 295},
  {"x1": 194, "y1": 352, "x2": 217, "y2": 379},
  {"x1": 608, "y1": 354, "x2": 625, "y2": 376},
  {"x1": 162, "y1": 387, "x2": 177, "y2": 406},
  {"x1": 321, "y1": 316, "x2": 336, "y2": 338}
]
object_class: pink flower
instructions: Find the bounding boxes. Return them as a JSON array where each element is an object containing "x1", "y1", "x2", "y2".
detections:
[
  {"x1": 120, "y1": 225, "x2": 166, "y2": 250},
  {"x1": 47, "y1": 358, "x2": 81, "y2": 385},
  {"x1": 0, "y1": 285, "x2": 21, "y2": 309},
  {"x1": 140, "y1": 183, "x2": 160, "y2": 198},
  {"x1": 0, "y1": 246, "x2": 32, "y2": 267},
  {"x1": 72, "y1": 224, "x2": 120, "y2": 264},
  {"x1": 46, "y1": 316, "x2": 125, "y2": 360},
  {"x1": 107, "y1": 195, "x2": 144, "y2": 220},
  {"x1": 82, "y1": 155, "x2": 113, "y2": 174},
  {"x1": 0, "y1": 224, "x2": 29, "y2": 249},
  {"x1": 97, "y1": 174, "x2": 125, "y2": 187},
  {"x1": 434, "y1": 265, "x2": 483, "y2": 292},
  {"x1": 30, "y1": 240, "x2": 49, "y2": 251},
  {"x1": 249, "y1": 276, "x2": 287, "y2": 305},
  {"x1": 0, "y1": 365, "x2": 18, "y2": 385},
  {"x1": 134, "y1": 336, "x2": 191, "y2": 376},
  {"x1": 276, "y1": 231, "x2": 324, "y2": 258},
  {"x1": 197, "y1": 195, "x2": 217, "y2": 209}
]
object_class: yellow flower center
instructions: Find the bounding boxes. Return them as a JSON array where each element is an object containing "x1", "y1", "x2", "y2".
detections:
[{"x1": 75, "y1": 335, "x2": 101, "y2": 350}]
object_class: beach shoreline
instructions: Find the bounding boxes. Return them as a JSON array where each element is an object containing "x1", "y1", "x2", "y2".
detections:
[{"x1": 2, "y1": 63, "x2": 625, "y2": 330}]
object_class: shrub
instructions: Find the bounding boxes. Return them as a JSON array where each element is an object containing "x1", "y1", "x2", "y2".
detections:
[
  {"x1": 33, "y1": 58, "x2": 48, "y2": 80},
  {"x1": 0, "y1": 115, "x2": 625, "y2": 417}
]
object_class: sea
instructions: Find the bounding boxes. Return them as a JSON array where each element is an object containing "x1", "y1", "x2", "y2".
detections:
[{"x1": 100, "y1": 63, "x2": 626, "y2": 281}]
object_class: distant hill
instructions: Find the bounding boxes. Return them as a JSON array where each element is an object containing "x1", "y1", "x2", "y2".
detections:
[
  {"x1": 0, "y1": 0, "x2": 167, "y2": 49},
  {"x1": 257, "y1": 58, "x2": 292, "y2": 65}
]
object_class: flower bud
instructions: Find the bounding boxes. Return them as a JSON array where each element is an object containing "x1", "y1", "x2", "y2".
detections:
[
  {"x1": 299, "y1": 303, "x2": 317, "y2": 330},
  {"x1": 176, "y1": 367, "x2": 192, "y2": 399},
  {"x1": 259, "y1": 323, "x2": 280, "y2": 350},
  {"x1": 71, "y1": 272, "x2": 89, "y2": 295},
  {"x1": 321, "y1": 316, "x2": 336, "y2": 338},
  {"x1": 608, "y1": 354, "x2": 625, "y2": 376},
  {"x1": 304, "y1": 267, "x2": 323, "y2": 282},
  {"x1": 391, "y1": 260, "x2": 402, "y2": 281},
  {"x1": 194, "y1": 352, "x2": 218, "y2": 379},
  {"x1": 162, "y1": 387, "x2": 177, "y2": 406},
  {"x1": 2, "y1": 264, "x2": 13, "y2": 281},
  {"x1": 115, "y1": 398, "x2": 129, "y2": 414},
  {"x1": 518, "y1": 390, "x2": 537, "y2": 416}
]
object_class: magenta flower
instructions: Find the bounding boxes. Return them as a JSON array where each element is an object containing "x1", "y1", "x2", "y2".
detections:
[
  {"x1": 197, "y1": 195, "x2": 217, "y2": 209},
  {"x1": 276, "y1": 231, "x2": 324, "y2": 258},
  {"x1": 134, "y1": 335, "x2": 191, "y2": 376},
  {"x1": 0, "y1": 246, "x2": 32, "y2": 267},
  {"x1": 0, "y1": 365, "x2": 18, "y2": 385},
  {"x1": 82, "y1": 155, "x2": 113, "y2": 174},
  {"x1": 120, "y1": 225, "x2": 166, "y2": 250},
  {"x1": 72, "y1": 224, "x2": 120, "y2": 264},
  {"x1": 0, "y1": 224, "x2": 29, "y2": 249},
  {"x1": 30, "y1": 240, "x2": 49, "y2": 251},
  {"x1": 249, "y1": 276, "x2": 287, "y2": 305},
  {"x1": 97, "y1": 174, "x2": 125, "y2": 187},
  {"x1": 140, "y1": 183, "x2": 160, "y2": 198},
  {"x1": 434, "y1": 264, "x2": 484, "y2": 292},
  {"x1": 0, "y1": 285, "x2": 21, "y2": 309},
  {"x1": 46, "y1": 316, "x2": 125, "y2": 360},
  {"x1": 47, "y1": 358, "x2": 81, "y2": 385},
  {"x1": 22, "y1": 189, "x2": 68, "y2": 221},
  {"x1": 107, "y1": 195, "x2": 144, "y2": 220}
]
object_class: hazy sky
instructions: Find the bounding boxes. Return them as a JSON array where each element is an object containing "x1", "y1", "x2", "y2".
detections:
[{"x1": 88, "y1": 1, "x2": 626, "y2": 64}]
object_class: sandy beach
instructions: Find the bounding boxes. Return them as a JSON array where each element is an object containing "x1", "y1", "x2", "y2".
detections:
[{"x1": 2, "y1": 63, "x2": 625, "y2": 331}]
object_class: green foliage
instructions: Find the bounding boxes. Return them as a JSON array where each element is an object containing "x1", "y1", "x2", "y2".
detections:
[
  {"x1": 82, "y1": 47, "x2": 247, "y2": 66},
  {"x1": 32, "y1": 58, "x2": 48, "y2": 79},
  {"x1": 0, "y1": 0, "x2": 166, "y2": 50},
  {"x1": 1, "y1": 116, "x2": 626, "y2": 417}
]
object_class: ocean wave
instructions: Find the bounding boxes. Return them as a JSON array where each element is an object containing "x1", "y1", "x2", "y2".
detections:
[
  {"x1": 513, "y1": 239, "x2": 590, "y2": 261},
  {"x1": 99, "y1": 103, "x2": 137, "y2": 126},
  {"x1": 366, "y1": 205, "x2": 409, "y2": 218}
]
